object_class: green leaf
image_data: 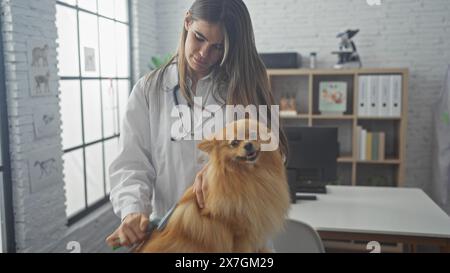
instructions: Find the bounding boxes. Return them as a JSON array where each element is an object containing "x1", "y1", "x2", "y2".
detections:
[
  {"x1": 152, "y1": 56, "x2": 162, "y2": 67},
  {"x1": 148, "y1": 53, "x2": 173, "y2": 70},
  {"x1": 443, "y1": 112, "x2": 449, "y2": 125}
]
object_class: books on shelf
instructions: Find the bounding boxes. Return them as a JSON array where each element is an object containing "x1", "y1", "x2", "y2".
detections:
[
  {"x1": 357, "y1": 75, "x2": 402, "y2": 117},
  {"x1": 356, "y1": 126, "x2": 386, "y2": 161}
]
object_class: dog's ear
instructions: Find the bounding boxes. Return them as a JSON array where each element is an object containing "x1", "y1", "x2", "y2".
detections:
[{"x1": 198, "y1": 139, "x2": 216, "y2": 153}]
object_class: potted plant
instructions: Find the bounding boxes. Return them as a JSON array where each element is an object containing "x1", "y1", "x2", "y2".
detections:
[{"x1": 148, "y1": 53, "x2": 173, "y2": 70}]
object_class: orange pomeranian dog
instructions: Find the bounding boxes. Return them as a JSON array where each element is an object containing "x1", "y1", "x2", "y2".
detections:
[{"x1": 136, "y1": 119, "x2": 290, "y2": 252}]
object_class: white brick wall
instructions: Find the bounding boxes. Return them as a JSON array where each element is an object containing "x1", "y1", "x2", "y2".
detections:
[
  {"x1": 1, "y1": 0, "x2": 67, "y2": 252},
  {"x1": 154, "y1": 0, "x2": 191, "y2": 56},
  {"x1": 156, "y1": 0, "x2": 450, "y2": 212},
  {"x1": 131, "y1": 0, "x2": 160, "y2": 83}
]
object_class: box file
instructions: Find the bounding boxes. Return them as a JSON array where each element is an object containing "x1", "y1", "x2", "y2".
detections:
[{"x1": 390, "y1": 75, "x2": 402, "y2": 117}]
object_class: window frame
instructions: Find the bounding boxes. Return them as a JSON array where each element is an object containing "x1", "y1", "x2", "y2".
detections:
[
  {"x1": 0, "y1": 15, "x2": 16, "y2": 253},
  {"x1": 56, "y1": 0, "x2": 134, "y2": 225}
]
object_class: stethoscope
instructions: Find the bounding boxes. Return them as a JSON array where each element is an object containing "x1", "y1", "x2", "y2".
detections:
[
  {"x1": 171, "y1": 84, "x2": 192, "y2": 141},
  {"x1": 170, "y1": 82, "x2": 218, "y2": 141}
]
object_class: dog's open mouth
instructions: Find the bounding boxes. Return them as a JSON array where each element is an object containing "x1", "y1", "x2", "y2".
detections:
[{"x1": 236, "y1": 150, "x2": 260, "y2": 163}]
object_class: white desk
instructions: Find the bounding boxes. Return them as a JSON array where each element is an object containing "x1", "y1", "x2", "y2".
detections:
[{"x1": 288, "y1": 186, "x2": 450, "y2": 252}]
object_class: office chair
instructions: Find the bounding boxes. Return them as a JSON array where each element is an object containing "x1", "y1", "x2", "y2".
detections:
[{"x1": 273, "y1": 219, "x2": 325, "y2": 253}]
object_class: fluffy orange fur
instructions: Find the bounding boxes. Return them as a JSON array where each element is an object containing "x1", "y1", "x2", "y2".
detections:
[{"x1": 136, "y1": 119, "x2": 290, "y2": 252}]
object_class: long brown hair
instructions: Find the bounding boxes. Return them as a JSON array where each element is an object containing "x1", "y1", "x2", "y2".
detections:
[{"x1": 145, "y1": 0, "x2": 288, "y2": 158}]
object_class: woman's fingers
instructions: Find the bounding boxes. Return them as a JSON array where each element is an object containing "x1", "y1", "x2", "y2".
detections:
[
  {"x1": 111, "y1": 229, "x2": 129, "y2": 247},
  {"x1": 195, "y1": 190, "x2": 204, "y2": 209},
  {"x1": 202, "y1": 173, "x2": 208, "y2": 193},
  {"x1": 106, "y1": 213, "x2": 149, "y2": 249},
  {"x1": 193, "y1": 163, "x2": 209, "y2": 209},
  {"x1": 129, "y1": 218, "x2": 148, "y2": 241},
  {"x1": 139, "y1": 216, "x2": 150, "y2": 233},
  {"x1": 200, "y1": 163, "x2": 208, "y2": 196},
  {"x1": 106, "y1": 229, "x2": 121, "y2": 247},
  {"x1": 121, "y1": 223, "x2": 138, "y2": 246},
  {"x1": 193, "y1": 170, "x2": 204, "y2": 208}
]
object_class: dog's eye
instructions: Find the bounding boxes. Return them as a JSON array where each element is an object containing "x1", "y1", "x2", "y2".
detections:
[{"x1": 230, "y1": 140, "x2": 240, "y2": 148}]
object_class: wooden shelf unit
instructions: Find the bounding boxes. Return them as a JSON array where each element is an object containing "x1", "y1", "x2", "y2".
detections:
[{"x1": 269, "y1": 68, "x2": 409, "y2": 187}]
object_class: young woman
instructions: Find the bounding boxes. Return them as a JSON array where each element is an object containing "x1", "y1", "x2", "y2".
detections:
[{"x1": 106, "y1": 0, "x2": 287, "y2": 249}]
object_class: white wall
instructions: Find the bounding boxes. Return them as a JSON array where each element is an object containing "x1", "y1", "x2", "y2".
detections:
[
  {"x1": 131, "y1": 0, "x2": 159, "y2": 82},
  {"x1": 156, "y1": 0, "x2": 450, "y2": 211},
  {"x1": 154, "y1": 0, "x2": 191, "y2": 56}
]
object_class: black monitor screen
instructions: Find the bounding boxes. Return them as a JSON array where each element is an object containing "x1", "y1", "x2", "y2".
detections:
[{"x1": 284, "y1": 126, "x2": 339, "y2": 195}]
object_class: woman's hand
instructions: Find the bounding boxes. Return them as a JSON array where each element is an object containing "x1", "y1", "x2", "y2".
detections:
[
  {"x1": 106, "y1": 212, "x2": 149, "y2": 248},
  {"x1": 193, "y1": 164, "x2": 209, "y2": 209}
]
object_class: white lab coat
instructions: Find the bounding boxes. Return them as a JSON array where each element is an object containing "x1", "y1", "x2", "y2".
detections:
[{"x1": 109, "y1": 63, "x2": 226, "y2": 221}]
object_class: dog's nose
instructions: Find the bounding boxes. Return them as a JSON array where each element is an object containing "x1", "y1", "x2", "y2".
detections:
[{"x1": 244, "y1": 142, "x2": 254, "y2": 152}]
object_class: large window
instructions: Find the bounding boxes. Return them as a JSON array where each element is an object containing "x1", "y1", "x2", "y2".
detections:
[{"x1": 56, "y1": 0, "x2": 131, "y2": 224}]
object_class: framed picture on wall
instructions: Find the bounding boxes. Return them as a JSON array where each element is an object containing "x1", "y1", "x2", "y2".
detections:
[
  {"x1": 28, "y1": 146, "x2": 60, "y2": 193},
  {"x1": 27, "y1": 40, "x2": 53, "y2": 97},
  {"x1": 84, "y1": 47, "x2": 96, "y2": 72},
  {"x1": 33, "y1": 107, "x2": 59, "y2": 139},
  {"x1": 318, "y1": 81, "x2": 347, "y2": 115}
]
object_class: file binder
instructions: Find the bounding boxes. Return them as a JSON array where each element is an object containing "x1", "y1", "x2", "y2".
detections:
[
  {"x1": 379, "y1": 76, "x2": 391, "y2": 117},
  {"x1": 358, "y1": 76, "x2": 369, "y2": 116},
  {"x1": 368, "y1": 76, "x2": 379, "y2": 116},
  {"x1": 390, "y1": 75, "x2": 402, "y2": 117}
]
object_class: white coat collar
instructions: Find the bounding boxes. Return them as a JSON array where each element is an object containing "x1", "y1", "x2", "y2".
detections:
[
  {"x1": 163, "y1": 62, "x2": 217, "y2": 91},
  {"x1": 163, "y1": 62, "x2": 179, "y2": 91}
]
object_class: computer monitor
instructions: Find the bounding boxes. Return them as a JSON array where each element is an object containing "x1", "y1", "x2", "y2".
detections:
[{"x1": 284, "y1": 126, "x2": 339, "y2": 202}]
